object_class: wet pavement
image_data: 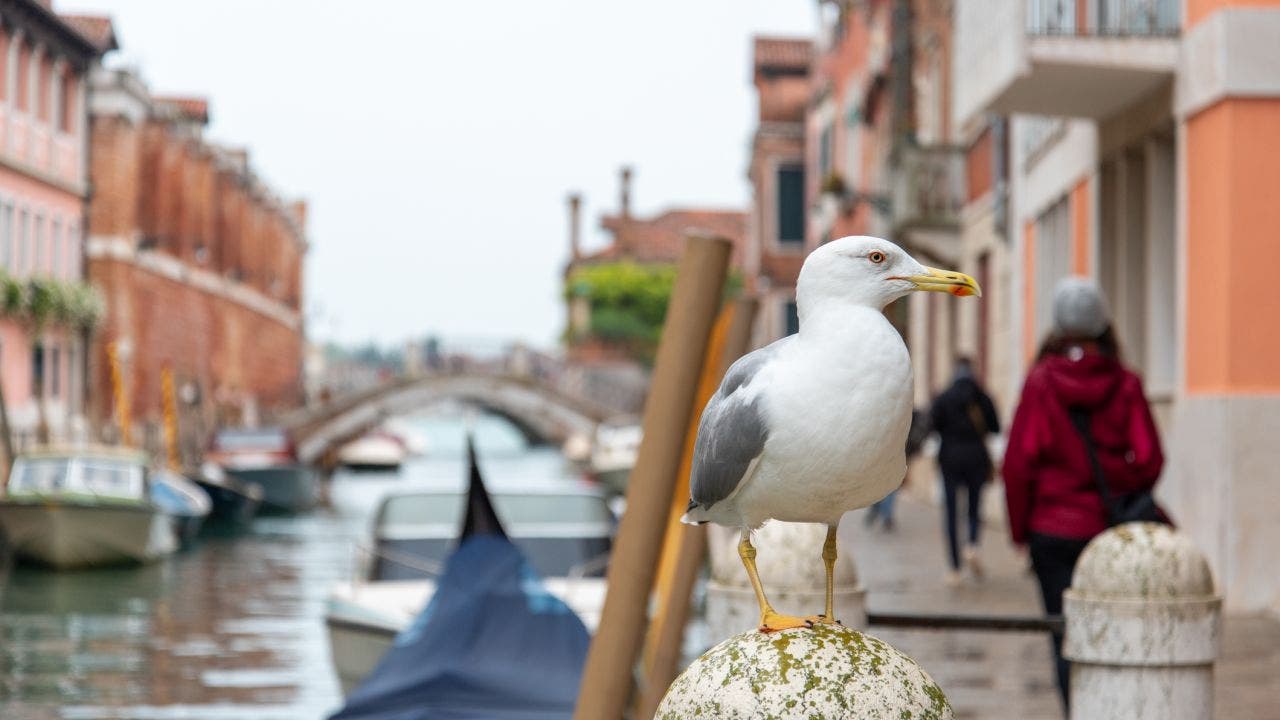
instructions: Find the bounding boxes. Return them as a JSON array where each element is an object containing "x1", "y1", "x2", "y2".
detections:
[{"x1": 843, "y1": 485, "x2": 1280, "y2": 720}]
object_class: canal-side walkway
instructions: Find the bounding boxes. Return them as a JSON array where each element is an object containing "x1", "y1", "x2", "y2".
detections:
[{"x1": 842, "y1": 493, "x2": 1280, "y2": 720}]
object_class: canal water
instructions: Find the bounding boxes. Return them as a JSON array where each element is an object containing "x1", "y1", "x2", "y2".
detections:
[{"x1": 0, "y1": 409, "x2": 579, "y2": 720}]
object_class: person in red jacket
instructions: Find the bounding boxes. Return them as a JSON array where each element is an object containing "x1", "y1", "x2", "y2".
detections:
[{"x1": 1002, "y1": 277, "x2": 1164, "y2": 709}]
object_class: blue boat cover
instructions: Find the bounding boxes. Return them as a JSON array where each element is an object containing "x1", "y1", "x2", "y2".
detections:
[{"x1": 329, "y1": 439, "x2": 591, "y2": 720}]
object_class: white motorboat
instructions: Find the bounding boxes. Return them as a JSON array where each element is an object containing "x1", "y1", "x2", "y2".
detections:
[
  {"x1": 588, "y1": 421, "x2": 642, "y2": 495},
  {"x1": 338, "y1": 431, "x2": 408, "y2": 471},
  {"x1": 0, "y1": 447, "x2": 180, "y2": 569},
  {"x1": 325, "y1": 481, "x2": 614, "y2": 695}
]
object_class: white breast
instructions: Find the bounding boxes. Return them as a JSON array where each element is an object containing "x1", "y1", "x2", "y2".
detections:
[{"x1": 732, "y1": 310, "x2": 913, "y2": 528}]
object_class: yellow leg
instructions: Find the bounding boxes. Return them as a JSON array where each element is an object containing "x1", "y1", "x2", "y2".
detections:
[
  {"x1": 812, "y1": 524, "x2": 841, "y2": 625},
  {"x1": 738, "y1": 531, "x2": 810, "y2": 633}
]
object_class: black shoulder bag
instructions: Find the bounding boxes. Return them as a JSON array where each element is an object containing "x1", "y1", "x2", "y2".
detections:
[{"x1": 1067, "y1": 408, "x2": 1166, "y2": 527}]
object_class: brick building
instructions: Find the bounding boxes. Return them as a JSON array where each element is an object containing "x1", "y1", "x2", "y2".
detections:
[
  {"x1": 86, "y1": 67, "x2": 307, "y2": 448},
  {"x1": 745, "y1": 37, "x2": 811, "y2": 343},
  {"x1": 0, "y1": 2, "x2": 108, "y2": 448}
]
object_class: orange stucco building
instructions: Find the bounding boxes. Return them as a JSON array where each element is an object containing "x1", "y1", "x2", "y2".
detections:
[{"x1": 951, "y1": 0, "x2": 1280, "y2": 611}]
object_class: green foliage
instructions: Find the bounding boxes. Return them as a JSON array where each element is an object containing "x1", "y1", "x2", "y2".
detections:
[
  {"x1": 0, "y1": 271, "x2": 106, "y2": 330},
  {"x1": 565, "y1": 261, "x2": 742, "y2": 364}
]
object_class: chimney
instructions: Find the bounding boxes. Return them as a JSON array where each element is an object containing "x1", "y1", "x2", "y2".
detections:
[
  {"x1": 619, "y1": 166, "x2": 633, "y2": 218},
  {"x1": 567, "y1": 193, "x2": 582, "y2": 261},
  {"x1": 290, "y1": 200, "x2": 308, "y2": 232}
]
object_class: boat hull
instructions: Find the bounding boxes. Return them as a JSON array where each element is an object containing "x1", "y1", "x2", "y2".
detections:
[
  {"x1": 0, "y1": 501, "x2": 177, "y2": 569},
  {"x1": 326, "y1": 614, "x2": 397, "y2": 696},
  {"x1": 195, "y1": 478, "x2": 262, "y2": 524},
  {"x1": 223, "y1": 465, "x2": 319, "y2": 514}
]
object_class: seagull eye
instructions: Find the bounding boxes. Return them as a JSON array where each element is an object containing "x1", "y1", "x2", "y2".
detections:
[{"x1": 868, "y1": 251, "x2": 887, "y2": 264}]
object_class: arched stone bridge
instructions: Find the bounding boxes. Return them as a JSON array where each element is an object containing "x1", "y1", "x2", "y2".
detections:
[{"x1": 282, "y1": 372, "x2": 617, "y2": 466}]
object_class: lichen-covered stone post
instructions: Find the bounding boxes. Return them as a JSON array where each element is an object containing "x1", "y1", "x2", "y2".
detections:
[
  {"x1": 656, "y1": 623, "x2": 952, "y2": 719},
  {"x1": 1063, "y1": 522, "x2": 1222, "y2": 720},
  {"x1": 706, "y1": 522, "x2": 867, "y2": 639}
]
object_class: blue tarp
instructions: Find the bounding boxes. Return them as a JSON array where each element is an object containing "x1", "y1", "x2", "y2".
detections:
[{"x1": 329, "y1": 440, "x2": 590, "y2": 720}]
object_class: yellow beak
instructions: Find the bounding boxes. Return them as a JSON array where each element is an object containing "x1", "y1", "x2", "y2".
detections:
[{"x1": 900, "y1": 266, "x2": 982, "y2": 297}]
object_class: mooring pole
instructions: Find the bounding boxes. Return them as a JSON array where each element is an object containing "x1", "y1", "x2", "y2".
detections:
[
  {"x1": 637, "y1": 295, "x2": 757, "y2": 719},
  {"x1": 573, "y1": 235, "x2": 731, "y2": 720}
]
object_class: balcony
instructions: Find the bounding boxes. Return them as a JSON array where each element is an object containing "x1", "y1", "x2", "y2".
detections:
[
  {"x1": 954, "y1": 0, "x2": 1180, "y2": 128},
  {"x1": 891, "y1": 145, "x2": 966, "y2": 235}
]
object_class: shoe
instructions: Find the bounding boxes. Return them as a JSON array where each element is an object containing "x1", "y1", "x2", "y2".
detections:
[
  {"x1": 964, "y1": 547, "x2": 984, "y2": 579},
  {"x1": 944, "y1": 568, "x2": 963, "y2": 588}
]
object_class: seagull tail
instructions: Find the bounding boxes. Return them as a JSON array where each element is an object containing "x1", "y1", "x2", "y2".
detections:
[{"x1": 681, "y1": 499, "x2": 711, "y2": 526}]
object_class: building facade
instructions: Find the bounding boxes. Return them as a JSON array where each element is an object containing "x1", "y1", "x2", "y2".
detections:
[
  {"x1": 953, "y1": 0, "x2": 1280, "y2": 611},
  {"x1": 745, "y1": 37, "x2": 811, "y2": 345},
  {"x1": 87, "y1": 68, "x2": 306, "y2": 453},
  {"x1": 0, "y1": 2, "x2": 107, "y2": 448}
]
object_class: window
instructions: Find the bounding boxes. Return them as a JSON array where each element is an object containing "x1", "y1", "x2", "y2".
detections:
[
  {"x1": 784, "y1": 300, "x2": 800, "y2": 336},
  {"x1": 1034, "y1": 197, "x2": 1072, "y2": 341},
  {"x1": 818, "y1": 124, "x2": 833, "y2": 181},
  {"x1": 31, "y1": 342, "x2": 42, "y2": 396},
  {"x1": 48, "y1": 345, "x2": 60, "y2": 399},
  {"x1": 36, "y1": 56, "x2": 49, "y2": 122},
  {"x1": 17, "y1": 208, "x2": 27, "y2": 274},
  {"x1": 16, "y1": 42, "x2": 28, "y2": 112},
  {"x1": 51, "y1": 219, "x2": 60, "y2": 276},
  {"x1": 60, "y1": 74, "x2": 75, "y2": 134},
  {"x1": 776, "y1": 165, "x2": 805, "y2": 246},
  {"x1": 33, "y1": 214, "x2": 43, "y2": 274},
  {"x1": 0, "y1": 203, "x2": 9, "y2": 270}
]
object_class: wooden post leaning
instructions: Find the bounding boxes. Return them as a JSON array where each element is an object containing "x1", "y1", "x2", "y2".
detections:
[
  {"x1": 637, "y1": 296, "x2": 757, "y2": 719},
  {"x1": 573, "y1": 235, "x2": 732, "y2": 720}
]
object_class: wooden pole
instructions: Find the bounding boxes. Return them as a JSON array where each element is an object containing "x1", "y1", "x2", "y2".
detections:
[
  {"x1": 573, "y1": 235, "x2": 732, "y2": 720},
  {"x1": 637, "y1": 296, "x2": 757, "y2": 719},
  {"x1": 161, "y1": 367, "x2": 181, "y2": 471}
]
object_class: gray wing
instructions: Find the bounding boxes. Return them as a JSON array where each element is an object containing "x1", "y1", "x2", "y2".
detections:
[{"x1": 688, "y1": 335, "x2": 793, "y2": 510}]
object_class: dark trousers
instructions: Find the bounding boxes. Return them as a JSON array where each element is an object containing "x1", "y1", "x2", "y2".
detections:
[
  {"x1": 940, "y1": 468, "x2": 984, "y2": 570},
  {"x1": 1029, "y1": 532, "x2": 1091, "y2": 712}
]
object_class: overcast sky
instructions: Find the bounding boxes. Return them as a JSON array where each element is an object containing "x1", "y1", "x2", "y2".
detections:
[{"x1": 64, "y1": 1, "x2": 815, "y2": 350}]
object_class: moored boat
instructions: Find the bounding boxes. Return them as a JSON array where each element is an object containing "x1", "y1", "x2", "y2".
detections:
[
  {"x1": 338, "y1": 431, "x2": 407, "y2": 472},
  {"x1": 0, "y1": 447, "x2": 180, "y2": 569},
  {"x1": 325, "y1": 443, "x2": 612, "y2": 697},
  {"x1": 326, "y1": 438, "x2": 597, "y2": 717},
  {"x1": 194, "y1": 462, "x2": 263, "y2": 524},
  {"x1": 149, "y1": 470, "x2": 212, "y2": 546},
  {"x1": 207, "y1": 428, "x2": 319, "y2": 514},
  {"x1": 587, "y1": 421, "x2": 641, "y2": 495}
]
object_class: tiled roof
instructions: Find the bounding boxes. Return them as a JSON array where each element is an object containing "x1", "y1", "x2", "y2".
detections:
[
  {"x1": 59, "y1": 14, "x2": 118, "y2": 52},
  {"x1": 583, "y1": 209, "x2": 747, "y2": 268},
  {"x1": 754, "y1": 37, "x2": 813, "y2": 71},
  {"x1": 155, "y1": 96, "x2": 210, "y2": 124}
]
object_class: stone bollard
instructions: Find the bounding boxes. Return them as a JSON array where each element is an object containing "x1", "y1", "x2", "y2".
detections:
[
  {"x1": 1063, "y1": 522, "x2": 1222, "y2": 720},
  {"x1": 705, "y1": 522, "x2": 867, "y2": 640},
  {"x1": 656, "y1": 623, "x2": 952, "y2": 719}
]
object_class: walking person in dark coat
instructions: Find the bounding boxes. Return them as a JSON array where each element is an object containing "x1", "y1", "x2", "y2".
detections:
[{"x1": 930, "y1": 357, "x2": 1000, "y2": 586}]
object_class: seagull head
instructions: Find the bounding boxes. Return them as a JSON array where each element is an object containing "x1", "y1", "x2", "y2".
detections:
[{"x1": 797, "y1": 236, "x2": 981, "y2": 312}]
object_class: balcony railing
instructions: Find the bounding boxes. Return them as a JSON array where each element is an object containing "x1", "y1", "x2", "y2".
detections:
[
  {"x1": 1027, "y1": 0, "x2": 1179, "y2": 36},
  {"x1": 891, "y1": 145, "x2": 965, "y2": 232}
]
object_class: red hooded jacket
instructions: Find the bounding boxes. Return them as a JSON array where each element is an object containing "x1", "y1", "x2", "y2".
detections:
[{"x1": 1002, "y1": 349, "x2": 1164, "y2": 545}]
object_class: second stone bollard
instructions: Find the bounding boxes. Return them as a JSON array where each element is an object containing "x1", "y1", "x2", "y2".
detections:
[{"x1": 1063, "y1": 522, "x2": 1222, "y2": 720}]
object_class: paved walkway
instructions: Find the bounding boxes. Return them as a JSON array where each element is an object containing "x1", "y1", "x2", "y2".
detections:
[{"x1": 840, "y1": 490, "x2": 1280, "y2": 720}]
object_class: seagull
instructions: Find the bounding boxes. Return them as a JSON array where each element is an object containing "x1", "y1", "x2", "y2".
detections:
[{"x1": 683, "y1": 236, "x2": 980, "y2": 632}]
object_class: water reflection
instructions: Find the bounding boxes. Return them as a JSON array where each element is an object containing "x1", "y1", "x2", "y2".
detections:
[{"x1": 0, "y1": 409, "x2": 576, "y2": 719}]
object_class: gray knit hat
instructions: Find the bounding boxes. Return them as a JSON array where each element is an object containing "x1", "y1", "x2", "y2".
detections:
[{"x1": 1052, "y1": 276, "x2": 1110, "y2": 340}]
